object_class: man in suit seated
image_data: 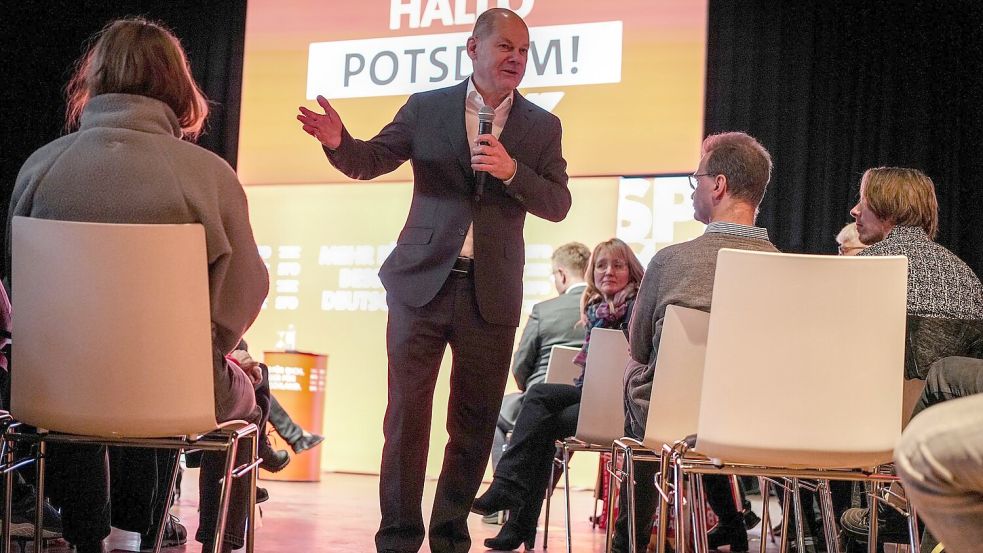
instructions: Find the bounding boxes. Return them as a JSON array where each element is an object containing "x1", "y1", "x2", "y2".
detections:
[{"x1": 485, "y1": 242, "x2": 589, "y2": 522}]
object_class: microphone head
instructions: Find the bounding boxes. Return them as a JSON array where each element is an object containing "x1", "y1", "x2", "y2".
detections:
[{"x1": 477, "y1": 105, "x2": 495, "y2": 123}]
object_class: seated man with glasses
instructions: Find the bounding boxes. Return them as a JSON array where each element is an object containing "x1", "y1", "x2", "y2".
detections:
[{"x1": 616, "y1": 131, "x2": 780, "y2": 553}]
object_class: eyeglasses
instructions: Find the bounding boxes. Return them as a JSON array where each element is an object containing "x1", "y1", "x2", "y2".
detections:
[
  {"x1": 837, "y1": 245, "x2": 866, "y2": 254},
  {"x1": 594, "y1": 260, "x2": 629, "y2": 272},
  {"x1": 688, "y1": 173, "x2": 713, "y2": 190}
]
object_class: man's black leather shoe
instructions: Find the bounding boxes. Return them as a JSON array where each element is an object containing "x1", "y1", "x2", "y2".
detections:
[{"x1": 706, "y1": 521, "x2": 749, "y2": 552}]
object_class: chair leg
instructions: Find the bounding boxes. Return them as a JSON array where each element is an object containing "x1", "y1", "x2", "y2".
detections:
[
  {"x1": 655, "y1": 453, "x2": 671, "y2": 553},
  {"x1": 625, "y1": 447, "x2": 636, "y2": 553},
  {"x1": 905, "y1": 497, "x2": 920, "y2": 553},
  {"x1": 211, "y1": 434, "x2": 242, "y2": 551},
  {"x1": 791, "y1": 478, "x2": 807, "y2": 553},
  {"x1": 818, "y1": 480, "x2": 842, "y2": 553},
  {"x1": 690, "y1": 474, "x2": 709, "y2": 553},
  {"x1": 778, "y1": 479, "x2": 792, "y2": 553},
  {"x1": 604, "y1": 446, "x2": 621, "y2": 553},
  {"x1": 2, "y1": 436, "x2": 14, "y2": 553},
  {"x1": 544, "y1": 444, "x2": 559, "y2": 550},
  {"x1": 563, "y1": 445, "x2": 573, "y2": 553},
  {"x1": 758, "y1": 477, "x2": 771, "y2": 553},
  {"x1": 33, "y1": 440, "x2": 45, "y2": 553},
  {"x1": 868, "y1": 483, "x2": 881, "y2": 553},
  {"x1": 247, "y1": 434, "x2": 258, "y2": 553},
  {"x1": 672, "y1": 455, "x2": 687, "y2": 553},
  {"x1": 147, "y1": 449, "x2": 184, "y2": 553}
]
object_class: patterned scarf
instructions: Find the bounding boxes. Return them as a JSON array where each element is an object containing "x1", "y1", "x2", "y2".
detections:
[{"x1": 572, "y1": 283, "x2": 637, "y2": 384}]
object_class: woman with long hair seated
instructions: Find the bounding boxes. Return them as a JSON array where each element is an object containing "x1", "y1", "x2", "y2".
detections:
[
  {"x1": 8, "y1": 18, "x2": 268, "y2": 553},
  {"x1": 470, "y1": 238, "x2": 643, "y2": 550}
]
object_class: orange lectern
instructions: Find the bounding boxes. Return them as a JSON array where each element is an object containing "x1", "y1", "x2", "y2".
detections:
[{"x1": 260, "y1": 350, "x2": 328, "y2": 482}]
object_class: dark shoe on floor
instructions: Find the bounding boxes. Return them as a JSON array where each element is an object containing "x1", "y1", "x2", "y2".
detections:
[
  {"x1": 291, "y1": 431, "x2": 324, "y2": 454},
  {"x1": 707, "y1": 521, "x2": 749, "y2": 552},
  {"x1": 257, "y1": 486, "x2": 270, "y2": 504},
  {"x1": 259, "y1": 448, "x2": 291, "y2": 472},
  {"x1": 73, "y1": 541, "x2": 106, "y2": 553},
  {"x1": 139, "y1": 514, "x2": 188, "y2": 551},
  {"x1": 742, "y1": 508, "x2": 761, "y2": 530},
  {"x1": 483, "y1": 520, "x2": 536, "y2": 551},
  {"x1": 471, "y1": 482, "x2": 523, "y2": 516},
  {"x1": 840, "y1": 506, "x2": 909, "y2": 543},
  {"x1": 200, "y1": 542, "x2": 234, "y2": 553}
]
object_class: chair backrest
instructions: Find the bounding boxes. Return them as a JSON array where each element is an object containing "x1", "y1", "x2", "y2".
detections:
[
  {"x1": 643, "y1": 305, "x2": 711, "y2": 450},
  {"x1": 573, "y1": 327, "x2": 629, "y2": 445},
  {"x1": 11, "y1": 216, "x2": 217, "y2": 437},
  {"x1": 696, "y1": 249, "x2": 908, "y2": 468},
  {"x1": 544, "y1": 345, "x2": 581, "y2": 385}
]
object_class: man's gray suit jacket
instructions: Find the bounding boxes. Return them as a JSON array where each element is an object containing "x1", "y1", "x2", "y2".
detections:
[{"x1": 511, "y1": 283, "x2": 587, "y2": 390}]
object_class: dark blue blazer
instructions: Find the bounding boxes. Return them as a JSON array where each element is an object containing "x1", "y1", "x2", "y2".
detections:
[{"x1": 325, "y1": 79, "x2": 571, "y2": 326}]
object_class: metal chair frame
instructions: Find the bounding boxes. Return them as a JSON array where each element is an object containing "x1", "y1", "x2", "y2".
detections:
[
  {"x1": 542, "y1": 438, "x2": 615, "y2": 551},
  {"x1": 667, "y1": 441, "x2": 920, "y2": 553},
  {"x1": 0, "y1": 420, "x2": 260, "y2": 553},
  {"x1": 540, "y1": 328, "x2": 629, "y2": 552}
]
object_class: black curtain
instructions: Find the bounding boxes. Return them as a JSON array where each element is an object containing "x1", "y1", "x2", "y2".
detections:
[
  {"x1": 2, "y1": 1, "x2": 981, "y2": 278},
  {"x1": 705, "y1": 0, "x2": 983, "y2": 278},
  {"x1": 0, "y1": 0, "x2": 246, "y2": 260}
]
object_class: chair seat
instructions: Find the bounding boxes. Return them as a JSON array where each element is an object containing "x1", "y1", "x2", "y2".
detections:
[{"x1": 696, "y1": 441, "x2": 894, "y2": 470}]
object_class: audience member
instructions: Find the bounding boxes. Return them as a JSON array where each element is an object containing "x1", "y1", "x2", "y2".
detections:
[
  {"x1": 6, "y1": 18, "x2": 269, "y2": 553},
  {"x1": 896, "y1": 357, "x2": 983, "y2": 553},
  {"x1": 615, "y1": 131, "x2": 779, "y2": 553},
  {"x1": 835, "y1": 222, "x2": 867, "y2": 255},
  {"x1": 0, "y1": 284, "x2": 65, "y2": 540},
  {"x1": 491, "y1": 242, "x2": 590, "y2": 471},
  {"x1": 471, "y1": 238, "x2": 643, "y2": 550},
  {"x1": 850, "y1": 167, "x2": 983, "y2": 320},
  {"x1": 839, "y1": 167, "x2": 983, "y2": 546}
]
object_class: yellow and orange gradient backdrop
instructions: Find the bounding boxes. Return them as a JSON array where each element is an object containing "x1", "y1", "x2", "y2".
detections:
[{"x1": 239, "y1": 1, "x2": 708, "y2": 488}]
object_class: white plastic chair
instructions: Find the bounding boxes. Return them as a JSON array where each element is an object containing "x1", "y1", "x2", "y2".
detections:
[
  {"x1": 3, "y1": 217, "x2": 261, "y2": 553},
  {"x1": 673, "y1": 249, "x2": 913, "y2": 553},
  {"x1": 542, "y1": 327, "x2": 629, "y2": 552},
  {"x1": 606, "y1": 305, "x2": 711, "y2": 553},
  {"x1": 544, "y1": 345, "x2": 582, "y2": 385}
]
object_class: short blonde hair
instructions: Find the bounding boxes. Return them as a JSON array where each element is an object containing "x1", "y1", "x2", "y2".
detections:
[
  {"x1": 701, "y1": 131, "x2": 773, "y2": 208},
  {"x1": 551, "y1": 242, "x2": 590, "y2": 277},
  {"x1": 66, "y1": 17, "x2": 209, "y2": 139},
  {"x1": 859, "y1": 167, "x2": 939, "y2": 239}
]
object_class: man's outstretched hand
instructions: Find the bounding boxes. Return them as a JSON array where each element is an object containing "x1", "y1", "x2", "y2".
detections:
[{"x1": 298, "y1": 95, "x2": 343, "y2": 150}]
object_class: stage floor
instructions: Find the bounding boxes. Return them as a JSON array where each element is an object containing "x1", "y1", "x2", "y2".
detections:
[{"x1": 35, "y1": 470, "x2": 909, "y2": 552}]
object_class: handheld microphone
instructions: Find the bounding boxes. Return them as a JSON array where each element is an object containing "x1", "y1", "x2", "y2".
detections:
[{"x1": 475, "y1": 105, "x2": 495, "y2": 200}]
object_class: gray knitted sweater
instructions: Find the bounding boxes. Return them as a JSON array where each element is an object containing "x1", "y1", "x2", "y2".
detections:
[
  {"x1": 8, "y1": 93, "x2": 269, "y2": 357},
  {"x1": 624, "y1": 229, "x2": 777, "y2": 435}
]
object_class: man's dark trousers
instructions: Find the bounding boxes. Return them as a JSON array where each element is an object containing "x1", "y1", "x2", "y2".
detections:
[{"x1": 376, "y1": 269, "x2": 516, "y2": 553}]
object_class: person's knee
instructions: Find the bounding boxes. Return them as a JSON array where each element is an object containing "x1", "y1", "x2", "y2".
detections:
[
  {"x1": 524, "y1": 384, "x2": 552, "y2": 403},
  {"x1": 927, "y1": 356, "x2": 983, "y2": 391}
]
